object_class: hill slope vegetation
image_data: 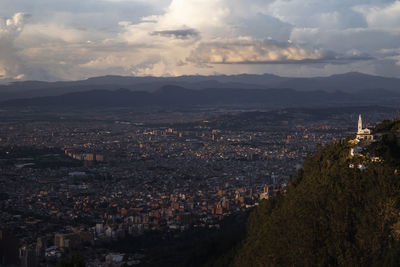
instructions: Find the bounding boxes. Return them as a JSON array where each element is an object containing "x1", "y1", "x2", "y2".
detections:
[{"x1": 230, "y1": 119, "x2": 400, "y2": 266}]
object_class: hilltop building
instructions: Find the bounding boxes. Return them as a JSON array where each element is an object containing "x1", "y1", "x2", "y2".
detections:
[
  {"x1": 349, "y1": 114, "x2": 379, "y2": 169},
  {"x1": 349, "y1": 114, "x2": 374, "y2": 155},
  {"x1": 355, "y1": 114, "x2": 374, "y2": 142}
]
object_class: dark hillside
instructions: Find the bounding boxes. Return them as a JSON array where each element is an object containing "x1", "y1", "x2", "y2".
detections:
[{"x1": 229, "y1": 120, "x2": 400, "y2": 266}]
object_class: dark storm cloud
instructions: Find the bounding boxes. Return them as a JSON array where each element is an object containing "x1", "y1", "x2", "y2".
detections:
[{"x1": 150, "y1": 28, "x2": 200, "y2": 40}]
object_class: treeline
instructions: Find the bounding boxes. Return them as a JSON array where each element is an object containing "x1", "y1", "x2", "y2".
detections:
[{"x1": 219, "y1": 120, "x2": 400, "y2": 266}]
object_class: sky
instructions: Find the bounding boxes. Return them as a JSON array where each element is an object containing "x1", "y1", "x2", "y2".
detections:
[{"x1": 1, "y1": 0, "x2": 400, "y2": 81}]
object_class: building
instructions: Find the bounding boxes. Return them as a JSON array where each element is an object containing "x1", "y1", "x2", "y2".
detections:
[
  {"x1": 19, "y1": 246, "x2": 36, "y2": 267},
  {"x1": 259, "y1": 185, "x2": 270, "y2": 200},
  {"x1": 54, "y1": 232, "x2": 81, "y2": 252},
  {"x1": 356, "y1": 115, "x2": 374, "y2": 141}
]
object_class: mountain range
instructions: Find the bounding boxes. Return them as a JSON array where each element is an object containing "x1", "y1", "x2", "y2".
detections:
[
  {"x1": 2, "y1": 85, "x2": 400, "y2": 109},
  {"x1": 1, "y1": 72, "x2": 399, "y2": 108},
  {"x1": 0, "y1": 72, "x2": 399, "y2": 99}
]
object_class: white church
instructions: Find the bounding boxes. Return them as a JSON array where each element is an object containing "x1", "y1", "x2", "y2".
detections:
[
  {"x1": 349, "y1": 114, "x2": 380, "y2": 167},
  {"x1": 355, "y1": 114, "x2": 374, "y2": 142}
]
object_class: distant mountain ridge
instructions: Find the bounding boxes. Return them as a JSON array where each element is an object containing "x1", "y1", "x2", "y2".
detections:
[
  {"x1": 0, "y1": 72, "x2": 399, "y2": 101},
  {"x1": 2, "y1": 85, "x2": 400, "y2": 109}
]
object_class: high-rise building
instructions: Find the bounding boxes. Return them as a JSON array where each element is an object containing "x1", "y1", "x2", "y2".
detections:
[
  {"x1": 36, "y1": 237, "x2": 45, "y2": 258},
  {"x1": 19, "y1": 246, "x2": 36, "y2": 267}
]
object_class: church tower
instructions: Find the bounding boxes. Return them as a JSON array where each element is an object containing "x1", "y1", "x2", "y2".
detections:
[{"x1": 355, "y1": 114, "x2": 373, "y2": 142}]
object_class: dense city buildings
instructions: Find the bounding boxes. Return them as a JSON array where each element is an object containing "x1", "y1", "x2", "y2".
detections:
[{"x1": 0, "y1": 106, "x2": 397, "y2": 266}]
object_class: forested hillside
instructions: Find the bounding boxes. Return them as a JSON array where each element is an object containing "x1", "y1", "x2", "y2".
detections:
[{"x1": 229, "y1": 119, "x2": 400, "y2": 266}]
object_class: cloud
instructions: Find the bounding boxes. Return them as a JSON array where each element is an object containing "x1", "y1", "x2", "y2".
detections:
[
  {"x1": 267, "y1": 0, "x2": 369, "y2": 30},
  {"x1": 354, "y1": 1, "x2": 400, "y2": 30},
  {"x1": 187, "y1": 39, "x2": 323, "y2": 64},
  {"x1": 232, "y1": 13, "x2": 293, "y2": 42},
  {"x1": 291, "y1": 27, "x2": 400, "y2": 56},
  {"x1": 21, "y1": 23, "x2": 86, "y2": 43},
  {"x1": 0, "y1": 0, "x2": 400, "y2": 81},
  {"x1": 116, "y1": 0, "x2": 361, "y2": 74},
  {"x1": 0, "y1": 12, "x2": 26, "y2": 34},
  {"x1": 380, "y1": 48, "x2": 400, "y2": 56},
  {"x1": 378, "y1": 48, "x2": 400, "y2": 67},
  {"x1": 0, "y1": 13, "x2": 28, "y2": 79},
  {"x1": 187, "y1": 39, "x2": 372, "y2": 65},
  {"x1": 390, "y1": 56, "x2": 400, "y2": 66},
  {"x1": 150, "y1": 28, "x2": 199, "y2": 40}
]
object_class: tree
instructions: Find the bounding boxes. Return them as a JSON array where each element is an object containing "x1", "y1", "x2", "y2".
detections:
[{"x1": 56, "y1": 252, "x2": 85, "y2": 267}]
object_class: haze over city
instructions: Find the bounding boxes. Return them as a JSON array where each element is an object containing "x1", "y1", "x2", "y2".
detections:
[{"x1": 1, "y1": 0, "x2": 400, "y2": 82}]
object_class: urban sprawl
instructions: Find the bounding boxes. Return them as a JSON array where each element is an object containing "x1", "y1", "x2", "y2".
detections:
[{"x1": 0, "y1": 108, "x2": 394, "y2": 266}]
